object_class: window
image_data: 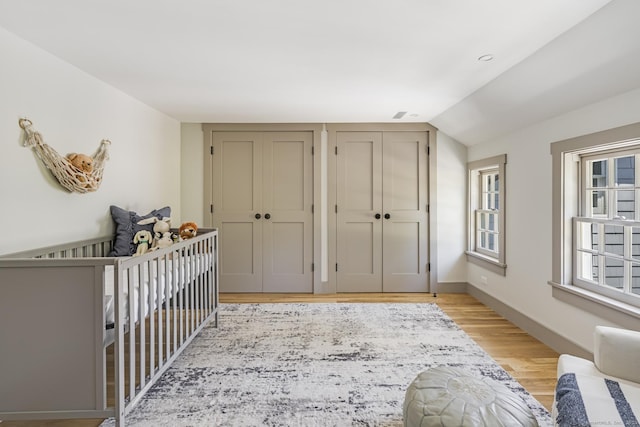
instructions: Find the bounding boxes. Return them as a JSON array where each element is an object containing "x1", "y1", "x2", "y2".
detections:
[
  {"x1": 477, "y1": 169, "x2": 500, "y2": 257},
  {"x1": 467, "y1": 154, "x2": 506, "y2": 275},
  {"x1": 551, "y1": 122, "x2": 640, "y2": 314},
  {"x1": 575, "y1": 150, "x2": 640, "y2": 306}
]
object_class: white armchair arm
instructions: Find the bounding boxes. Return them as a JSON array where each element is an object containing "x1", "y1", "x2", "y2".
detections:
[{"x1": 594, "y1": 325, "x2": 640, "y2": 383}]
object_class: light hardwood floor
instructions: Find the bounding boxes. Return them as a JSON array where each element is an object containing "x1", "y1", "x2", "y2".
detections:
[{"x1": 2, "y1": 292, "x2": 559, "y2": 427}]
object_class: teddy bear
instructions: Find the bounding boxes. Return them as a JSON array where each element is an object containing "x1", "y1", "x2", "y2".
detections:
[
  {"x1": 66, "y1": 153, "x2": 94, "y2": 173},
  {"x1": 179, "y1": 222, "x2": 198, "y2": 240},
  {"x1": 133, "y1": 229, "x2": 153, "y2": 256},
  {"x1": 66, "y1": 153, "x2": 95, "y2": 187}
]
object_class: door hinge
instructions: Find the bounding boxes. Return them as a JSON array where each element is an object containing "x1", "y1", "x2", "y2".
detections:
[
  {"x1": 312, "y1": 263, "x2": 315, "y2": 272},
  {"x1": 312, "y1": 146, "x2": 315, "y2": 155},
  {"x1": 426, "y1": 204, "x2": 429, "y2": 213},
  {"x1": 210, "y1": 204, "x2": 214, "y2": 214},
  {"x1": 428, "y1": 263, "x2": 431, "y2": 272},
  {"x1": 426, "y1": 145, "x2": 430, "y2": 155},
  {"x1": 335, "y1": 204, "x2": 338, "y2": 213},
  {"x1": 311, "y1": 204, "x2": 314, "y2": 213},
  {"x1": 335, "y1": 146, "x2": 338, "y2": 155},
  {"x1": 336, "y1": 263, "x2": 339, "y2": 272},
  {"x1": 210, "y1": 146, "x2": 214, "y2": 155}
]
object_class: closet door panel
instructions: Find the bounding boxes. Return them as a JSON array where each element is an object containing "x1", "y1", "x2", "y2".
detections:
[
  {"x1": 222, "y1": 141, "x2": 256, "y2": 210},
  {"x1": 345, "y1": 222, "x2": 375, "y2": 274},
  {"x1": 262, "y1": 132, "x2": 313, "y2": 292},
  {"x1": 271, "y1": 222, "x2": 305, "y2": 273},
  {"x1": 212, "y1": 132, "x2": 263, "y2": 292},
  {"x1": 271, "y1": 139, "x2": 306, "y2": 210},
  {"x1": 220, "y1": 222, "x2": 259, "y2": 273},
  {"x1": 385, "y1": 221, "x2": 421, "y2": 273}
]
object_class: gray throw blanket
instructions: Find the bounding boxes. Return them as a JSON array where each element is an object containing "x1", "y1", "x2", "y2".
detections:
[{"x1": 556, "y1": 373, "x2": 640, "y2": 427}]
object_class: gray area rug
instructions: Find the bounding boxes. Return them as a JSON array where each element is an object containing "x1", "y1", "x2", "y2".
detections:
[{"x1": 103, "y1": 303, "x2": 552, "y2": 426}]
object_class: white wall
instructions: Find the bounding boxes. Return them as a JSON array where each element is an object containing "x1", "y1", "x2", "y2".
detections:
[
  {"x1": 180, "y1": 123, "x2": 205, "y2": 226},
  {"x1": 0, "y1": 26, "x2": 181, "y2": 255},
  {"x1": 467, "y1": 87, "x2": 640, "y2": 351},
  {"x1": 435, "y1": 132, "x2": 467, "y2": 284}
]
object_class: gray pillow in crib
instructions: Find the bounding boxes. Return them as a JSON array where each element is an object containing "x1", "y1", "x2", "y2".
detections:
[{"x1": 108, "y1": 205, "x2": 171, "y2": 256}]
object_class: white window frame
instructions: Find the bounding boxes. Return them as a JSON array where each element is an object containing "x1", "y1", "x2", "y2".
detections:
[
  {"x1": 466, "y1": 154, "x2": 507, "y2": 276},
  {"x1": 550, "y1": 121, "x2": 640, "y2": 319}
]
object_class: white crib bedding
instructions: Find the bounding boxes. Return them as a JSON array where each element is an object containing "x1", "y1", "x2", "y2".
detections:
[{"x1": 103, "y1": 253, "x2": 212, "y2": 327}]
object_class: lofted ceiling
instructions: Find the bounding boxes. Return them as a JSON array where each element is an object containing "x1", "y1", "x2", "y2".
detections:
[{"x1": 2, "y1": 0, "x2": 639, "y2": 145}]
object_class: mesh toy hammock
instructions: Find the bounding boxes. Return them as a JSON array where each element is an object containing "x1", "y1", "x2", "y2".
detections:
[{"x1": 19, "y1": 118, "x2": 110, "y2": 193}]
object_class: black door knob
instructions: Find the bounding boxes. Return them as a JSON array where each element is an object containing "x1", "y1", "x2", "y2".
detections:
[
  {"x1": 255, "y1": 213, "x2": 261, "y2": 219},
  {"x1": 265, "y1": 213, "x2": 271, "y2": 220},
  {"x1": 384, "y1": 213, "x2": 391, "y2": 219},
  {"x1": 375, "y1": 213, "x2": 381, "y2": 219}
]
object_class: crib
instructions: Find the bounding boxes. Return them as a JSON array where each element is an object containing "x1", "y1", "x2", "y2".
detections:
[{"x1": 0, "y1": 229, "x2": 218, "y2": 426}]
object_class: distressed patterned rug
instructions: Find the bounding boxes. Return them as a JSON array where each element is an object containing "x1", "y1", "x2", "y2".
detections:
[{"x1": 102, "y1": 303, "x2": 552, "y2": 426}]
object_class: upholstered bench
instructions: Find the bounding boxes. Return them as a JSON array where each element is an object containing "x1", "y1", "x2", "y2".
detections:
[
  {"x1": 554, "y1": 326, "x2": 640, "y2": 427},
  {"x1": 403, "y1": 366, "x2": 538, "y2": 427}
]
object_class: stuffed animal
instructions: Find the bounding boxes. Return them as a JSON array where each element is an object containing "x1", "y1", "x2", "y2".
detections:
[
  {"x1": 138, "y1": 216, "x2": 171, "y2": 248},
  {"x1": 133, "y1": 229, "x2": 153, "y2": 256},
  {"x1": 66, "y1": 153, "x2": 94, "y2": 173},
  {"x1": 179, "y1": 222, "x2": 198, "y2": 240},
  {"x1": 149, "y1": 232, "x2": 174, "y2": 251}
]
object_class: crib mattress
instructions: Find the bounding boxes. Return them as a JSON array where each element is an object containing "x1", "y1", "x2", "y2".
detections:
[{"x1": 103, "y1": 253, "x2": 212, "y2": 326}]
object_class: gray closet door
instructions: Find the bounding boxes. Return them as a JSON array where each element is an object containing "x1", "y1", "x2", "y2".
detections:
[
  {"x1": 212, "y1": 132, "x2": 263, "y2": 292},
  {"x1": 381, "y1": 131, "x2": 429, "y2": 292},
  {"x1": 336, "y1": 132, "x2": 383, "y2": 292},
  {"x1": 262, "y1": 132, "x2": 313, "y2": 292}
]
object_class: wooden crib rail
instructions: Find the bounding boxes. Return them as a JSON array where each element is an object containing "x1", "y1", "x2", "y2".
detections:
[{"x1": 1, "y1": 235, "x2": 115, "y2": 259}]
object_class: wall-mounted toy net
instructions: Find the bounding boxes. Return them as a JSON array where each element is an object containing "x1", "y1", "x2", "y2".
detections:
[{"x1": 19, "y1": 118, "x2": 110, "y2": 193}]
